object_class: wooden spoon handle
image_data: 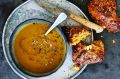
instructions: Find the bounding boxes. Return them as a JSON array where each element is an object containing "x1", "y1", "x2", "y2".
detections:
[{"x1": 69, "y1": 13, "x2": 105, "y2": 33}]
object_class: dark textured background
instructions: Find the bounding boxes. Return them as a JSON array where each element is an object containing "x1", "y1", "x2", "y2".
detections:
[{"x1": 0, "y1": 0, "x2": 120, "y2": 79}]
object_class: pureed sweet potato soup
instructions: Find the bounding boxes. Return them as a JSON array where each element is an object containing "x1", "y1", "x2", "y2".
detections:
[{"x1": 13, "y1": 22, "x2": 66, "y2": 74}]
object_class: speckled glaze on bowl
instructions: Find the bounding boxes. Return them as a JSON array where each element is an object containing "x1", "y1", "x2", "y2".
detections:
[{"x1": 2, "y1": 0, "x2": 93, "y2": 79}]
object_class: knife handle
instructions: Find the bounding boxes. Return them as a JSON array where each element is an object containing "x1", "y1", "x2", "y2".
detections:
[{"x1": 69, "y1": 13, "x2": 105, "y2": 33}]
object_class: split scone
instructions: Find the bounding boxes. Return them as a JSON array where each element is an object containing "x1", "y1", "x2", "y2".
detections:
[
  {"x1": 72, "y1": 40, "x2": 104, "y2": 65},
  {"x1": 62, "y1": 26, "x2": 92, "y2": 45}
]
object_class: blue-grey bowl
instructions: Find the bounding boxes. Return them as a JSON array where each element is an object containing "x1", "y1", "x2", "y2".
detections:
[{"x1": 9, "y1": 19, "x2": 68, "y2": 77}]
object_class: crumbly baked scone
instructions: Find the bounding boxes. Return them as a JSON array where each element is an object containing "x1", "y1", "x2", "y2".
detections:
[
  {"x1": 72, "y1": 42, "x2": 87, "y2": 61},
  {"x1": 88, "y1": 0, "x2": 120, "y2": 33},
  {"x1": 62, "y1": 26, "x2": 92, "y2": 45},
  {"x1": 62, "y1": 26, "x2": 104, "y2": 65},
  {"x1": 73, "y1": 40, "x2": 104, "y2": 65}
]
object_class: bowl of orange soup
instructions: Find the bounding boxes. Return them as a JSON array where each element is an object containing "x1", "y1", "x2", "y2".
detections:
[{"x1": 9, "y1": 19, "x2": 68, "y2": 77}]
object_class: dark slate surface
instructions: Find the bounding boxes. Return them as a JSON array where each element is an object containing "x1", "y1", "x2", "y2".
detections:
[{"x1": 0, "y1": 0, "x2": 120, "y2": 79}]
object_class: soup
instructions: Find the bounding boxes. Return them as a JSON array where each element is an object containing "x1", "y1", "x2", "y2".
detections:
[{"x1": 13, "y1": 22, "x2": 66, "y2": 74}]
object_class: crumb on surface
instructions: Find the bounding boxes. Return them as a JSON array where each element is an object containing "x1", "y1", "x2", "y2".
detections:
[
  {"x1": 70, "y1": 65, "x2": 80, "y2": 71},
  {"x1": 100, "y1": 35, "x2": 103, "y2": 38},
  {"x1": 112, "y1": 39, "x2": 116, "y2": 44}
]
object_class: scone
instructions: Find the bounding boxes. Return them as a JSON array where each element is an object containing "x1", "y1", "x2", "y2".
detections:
[
  {"x1": 62, "y1": 26, "x2": 92, "y2": 45},
  {"x1": 73, "y1": 40, "x2": 104, "y2": 65}
]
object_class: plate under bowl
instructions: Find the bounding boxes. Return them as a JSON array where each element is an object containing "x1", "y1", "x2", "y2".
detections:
[{"x1": 2, "y1": 0, "x2": 92, "y2": 79}]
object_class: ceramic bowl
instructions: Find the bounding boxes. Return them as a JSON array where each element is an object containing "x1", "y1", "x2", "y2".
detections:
[{"x1": 9, "y1": 18, "x2": 69, "y2": 77}]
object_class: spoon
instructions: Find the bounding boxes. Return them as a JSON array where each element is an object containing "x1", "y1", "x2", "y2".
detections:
[{"x1": 45, "y1": 12, "x2": 67, "y2": 36}]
